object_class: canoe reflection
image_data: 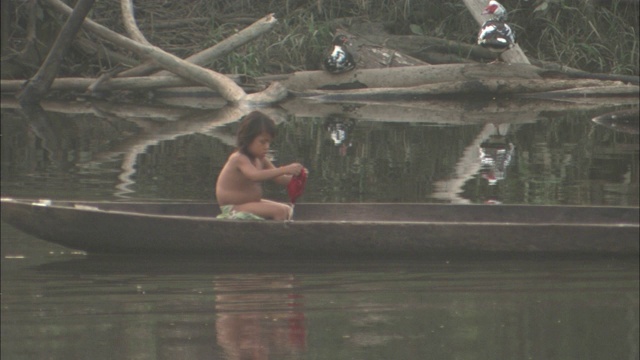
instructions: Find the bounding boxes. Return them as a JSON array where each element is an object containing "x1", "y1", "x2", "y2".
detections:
[{"x1": 214, "y1": 274, "x2": 306, "y2": 360}]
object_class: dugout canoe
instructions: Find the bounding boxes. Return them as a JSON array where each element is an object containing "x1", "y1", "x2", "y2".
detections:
[{"x1": 1, "y1": 198, "x2": 638, "y2": 257}]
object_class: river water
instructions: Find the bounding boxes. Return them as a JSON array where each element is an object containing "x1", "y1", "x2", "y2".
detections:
[{"x1": 1, "y1": 96, "x2": 639, "y2": 359}]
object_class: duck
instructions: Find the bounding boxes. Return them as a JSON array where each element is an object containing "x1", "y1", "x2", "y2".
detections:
[
  {"x1": 477, "y1": 1, "x2": 516, "y2": 58},
  {"x1": 482, "y1": 0, "x2": 509, "y2": 21},
  {"x1": 322, "y1": 35, "x2": 356, "y2": 74}
]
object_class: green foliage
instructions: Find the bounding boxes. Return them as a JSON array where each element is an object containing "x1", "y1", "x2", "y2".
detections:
[
  {"x1": 518, "y1": 0, "x2": 640, "y2": 74},
  {"x1": 204, "y1": 0, "x2": 639, "y2": 75},
  {"x1": 261, "y1": 11, "x2": 334, "y2": 73},
  {"x1": 3, "y1": 0, "x2": 637, "y2": 77}
]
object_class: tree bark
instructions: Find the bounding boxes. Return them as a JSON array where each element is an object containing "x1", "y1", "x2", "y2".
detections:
[
  {"x1": 17, "y1": 0, "x2": 96, "y2": 105},
  {"x1": 3, "y1": 76, "x2": 190, "y2": 93},
  {"x1": 134, "y1": 45, "x2": 248, "y2": 102},
  {"x1": 279, "y1": 63, "x2": 544, "y2": 91},
  {"x1": 3, "y1": 63, "x2": 637, "y2": 100},
  {"x1": 462, "y1": 0, "x2": 531, "y2": 64},
  {"x1": 120, "y1": 0, "x2": 152, "y2": 46},
  {"x1": 1, "y1": 63, "x2": 543, "y2": 92},
  {"x1": 293, "y1": 78, "x2": 634, "y2": 101}
]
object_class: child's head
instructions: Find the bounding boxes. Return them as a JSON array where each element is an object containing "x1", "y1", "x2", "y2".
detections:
[{"x1": 236, "y1": 111, "x2": 277, "y2": 159}]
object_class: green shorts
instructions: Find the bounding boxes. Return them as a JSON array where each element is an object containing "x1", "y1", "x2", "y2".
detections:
[{"x1": 216, "y1": 205, "x2": 265, "y2": 220}]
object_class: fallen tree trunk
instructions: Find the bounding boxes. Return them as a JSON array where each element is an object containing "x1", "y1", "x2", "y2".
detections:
[
  {"x1": 4, "y1": 63, "x2": 540, "y2": 92},
  {"x1": 42, "y1": 0, "x2": 242, "y2": 102},
  {"x1": 277, "y1": 63, "x2": 544, "y2": 91},
  {"x1": 2, "y1": 63, "x2": 638, "y2": 100},
  {"x1": 42, "y1": 0, "x2": 286, "y2": 105},
  {"x1": 3, "y1": 76, "x2": 193, "y2": 93},
  {"x1": 269, "y1": 63, "x2": 639, "y2": 95},
  {"x1": 17, "y1": 0, "x2": 96, "y2": 105},
  {"x1": 132, "y1": 44, "x2": 247, "y2": 102},
  {"x1": 292, "y1": 78, "x2": 637, "y2": 101},
  {"x1": 340, "y1": 21, "x2": 639, "y2": 85}
]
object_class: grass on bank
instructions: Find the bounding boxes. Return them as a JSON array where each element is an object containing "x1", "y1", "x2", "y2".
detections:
[{"x1": 2, "y1": 0, "x2": 638, "y2": 78}]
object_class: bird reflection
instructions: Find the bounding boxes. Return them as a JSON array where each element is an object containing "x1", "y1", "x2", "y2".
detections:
[
  {"x1": 325, "y1": 116, "x2": 356, "y2": 156},
  {"x1": 479, "y1": 125, "x2": 515, "y2": 186}
]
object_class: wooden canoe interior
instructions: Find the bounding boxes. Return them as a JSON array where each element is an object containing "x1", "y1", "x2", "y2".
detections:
[
  {"x1": 37, "y1": 200, "x2": 639, "y2": 225},
  {"x1": 2, "y1": 199, "x2": 638, "y2": 256}
]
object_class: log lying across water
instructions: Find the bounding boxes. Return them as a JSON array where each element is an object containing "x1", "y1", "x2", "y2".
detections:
[{"x1": 2, "y1": 63, "x2": 638, "y2": 102}]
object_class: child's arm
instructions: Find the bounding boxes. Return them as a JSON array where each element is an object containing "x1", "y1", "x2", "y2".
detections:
[
  {"x1": 263, "y1": 158, "x2": 294, "y2": 186},
  {"x1": 236, "y1": 154, "x2": 301, "y2": 182}
]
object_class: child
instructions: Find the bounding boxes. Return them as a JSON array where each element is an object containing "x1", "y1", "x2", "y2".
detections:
[{"x1": 215, "y1": 111, "x2": 304, "y2": 220}]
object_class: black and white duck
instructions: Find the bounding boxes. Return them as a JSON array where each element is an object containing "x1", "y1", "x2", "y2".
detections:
[
  {"x1": 322, "y1": 35, "x2": 356, "y2": 74},
  {"x1": 477, "y1": 1, "x2": 516, "y2": 59}
]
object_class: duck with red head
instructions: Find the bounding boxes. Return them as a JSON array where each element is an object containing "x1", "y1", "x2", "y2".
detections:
[
  {"x1": 477, "y1": 0, "x2": 516, "y2": 60},
  {"x1": 482, "y1": 0, "x2": 508, "y2": 21}
]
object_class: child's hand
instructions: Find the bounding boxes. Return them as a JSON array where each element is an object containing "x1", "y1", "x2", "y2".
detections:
[{"x1": 282, "y1": 163, "x2": 304, "y2": 175}]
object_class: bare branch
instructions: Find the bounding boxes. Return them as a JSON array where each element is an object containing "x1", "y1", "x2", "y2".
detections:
[
  {"x1": 44, "y1": 0, "x2": 248, "y2": 103},
  {"x1": 18, "y1": 0, "x2": 96, "y2": 105},
  {"x1": 120, "y1": 0, "x2": 151, "y2": 46},
  {"x1": 120, "y1": 13, "x2": 279, "y2": 78}
]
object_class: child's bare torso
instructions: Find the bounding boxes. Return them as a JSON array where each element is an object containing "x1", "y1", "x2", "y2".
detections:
[{"x1": 215, "y1": 152, "x2": 264, "y2": 206}]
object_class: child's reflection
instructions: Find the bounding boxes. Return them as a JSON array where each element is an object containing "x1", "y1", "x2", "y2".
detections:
[{"x1": 214, "y1": 274, "x2": 306, "y2": 360}]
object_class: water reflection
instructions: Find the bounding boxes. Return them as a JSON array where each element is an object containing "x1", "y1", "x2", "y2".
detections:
[
  {"x1": 431, "y1": 122, "x2": 517, "y2": 203},
  {"x1": 592, "y1": 108, "x2": 640, "y2": 134},
  {"x1": 2, "y1": 96, "x2": 639, "y2": 359},
  {"x1": 0, "y1": 241, "x2": 637, "y2": 360},
  {"x1": 479, "y1": 124, "x2": 515, "y2": 187},
  {"x1": 325, "y1": 116, "x2": 356, "y2": 156},
  {"x1": 1, "y1": 97, "x2": 638, "y2": 205},
  {"x1": 215, "y1": 274, "x2": 306, "y2": 360}
]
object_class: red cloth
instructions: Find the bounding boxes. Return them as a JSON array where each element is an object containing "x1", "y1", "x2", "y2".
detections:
[{"x1": 287, "y1": 168, "x2": 307, "y2": 204}]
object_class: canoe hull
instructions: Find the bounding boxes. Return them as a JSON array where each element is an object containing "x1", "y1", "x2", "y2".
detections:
[{"x1": 2, "y1": 198, "x2": 638, "y2": 257}]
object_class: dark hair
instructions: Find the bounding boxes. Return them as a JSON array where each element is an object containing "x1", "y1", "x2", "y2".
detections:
[{"x1": 236, "y1": 111, "x2": 277, "y2": 159}]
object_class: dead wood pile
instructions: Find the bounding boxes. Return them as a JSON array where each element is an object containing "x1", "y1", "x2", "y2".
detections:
[{"x1": 1, "y1": 0, "x2": 638, "y2": 106}]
